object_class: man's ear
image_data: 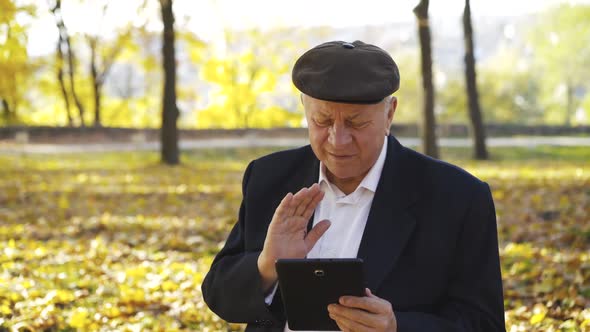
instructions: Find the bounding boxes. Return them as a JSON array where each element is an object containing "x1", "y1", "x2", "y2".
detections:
[
  {"x1": 389, "y1": 97, "x2": 397, "y2": 120},
  {"x1": 385, "y1": 97, "x2": 397, "y2": 135}
]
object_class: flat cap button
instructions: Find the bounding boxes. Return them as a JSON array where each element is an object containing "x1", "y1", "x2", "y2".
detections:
[{"x1": 342, "y1": 42, "x2": 355, "y2": 49}]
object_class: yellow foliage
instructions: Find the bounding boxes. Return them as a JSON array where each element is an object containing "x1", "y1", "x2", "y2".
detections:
[
  {"x1": 529, "y1": 303, "x2": 548, "y2": 325},
  {"x1": 101, "y1": 303, "x2": 121, "y2": 318},
  {"x1": 0, "y1": 1, "x2": 37, "y2": 124},
  {"x1": 0, "y1": 303, "x2": 11, "y2": 315},
  {"x1": 68, "y1": 308, "x2": 90, "y2": 329},
  {"x1": 0, "y1": 0, "x2": 16, "y2": 24},
  {"x1": 58, "y1": 194, "x2": 69, "y2": 210},
  {"x1": 196, "y1": 105, "x2": 301, "y2": 129},
  {"x1": 0, "y1": 147, "x2": 589, "y2": 331},
  {"x1": 46, "y1": 289, "x2": 75, "y2": 304},
  {"x1": 196, "y1": 33, "x2": 303, "y2": 128},
  {"x1": 162, "y1": 280, "x2": 178, "y2": 292},
  {"x1": 119, "y1": 285, "x2": 146, "y2": 304}
]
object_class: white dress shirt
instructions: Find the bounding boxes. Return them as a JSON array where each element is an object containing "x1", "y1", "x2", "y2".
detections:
[{"x1": 266, "y1": 137, "x2": 388, "y2": 332}]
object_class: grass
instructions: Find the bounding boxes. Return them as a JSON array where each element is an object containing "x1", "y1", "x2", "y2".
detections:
[{"x1": 0, "y1": 145, "x2": 589, "y2": 331}]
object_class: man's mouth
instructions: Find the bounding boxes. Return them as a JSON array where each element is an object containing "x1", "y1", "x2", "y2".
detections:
[{"x1": 328, "y1": 152, "x2": 354, "y2": 159}]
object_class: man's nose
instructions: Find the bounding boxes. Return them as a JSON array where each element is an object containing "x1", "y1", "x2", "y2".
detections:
[{"x1": 328, "y1": 122, "x2": 352, "y2": 146}]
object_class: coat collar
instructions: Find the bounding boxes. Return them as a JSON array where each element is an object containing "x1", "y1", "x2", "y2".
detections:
[{"x1": 286, "y1": 146, "x2": 319, "y2": 194}]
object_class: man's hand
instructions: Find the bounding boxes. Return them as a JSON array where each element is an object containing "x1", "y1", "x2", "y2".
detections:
[
  {"x1": 328, "y1": 288, "x2": 397, "y2": 332},
  {"x1": 257, "y1": 183, "x2": 331, "y2": 292}
]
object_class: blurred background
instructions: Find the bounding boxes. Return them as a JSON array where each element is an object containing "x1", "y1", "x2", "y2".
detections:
[
  {"x1": 2, "y1": 0, "x2": 590, "y2": 129},
  {"x1": 1, "y1": 0, "x2": 589, "y2": 331}
]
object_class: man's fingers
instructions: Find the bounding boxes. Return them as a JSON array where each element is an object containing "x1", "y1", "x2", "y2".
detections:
[
  {"x1": 274, "y1": 192, "x2": 294, "y2": 221},
  {"x1": 328, "y1": 303, "x2": 378, "y2": 328},
  {"x1": 339, "y1": 293, "x2": 392, "y2": 315},
  {"x1": 365, "y1": 288, "x2": 388, "y2": 305},
  {"x1": 304, "y1": 219, "x2": 330, "y2": 249},
  {"x1": 366, "y1": 287, "x2": 378, "y2": 298},
  {"x1": 293, "y1": 183, "x2": 321, "y2": 216},
  {"x1": 301, "y1": 187, "x2": 324, "y2": 221},
  {"x1": 277, "y1": 186, "x2": 310, "y2": 220},
  {"x1": 274, "y1": 193, "x2": 295, "y2": 222},
  {"x1": 292, "y1": 186, "x2": 313, "y2": 216},
  {"x1": 330, "y1": 312, "x2": 352, "y2": 332},
  {"x1": 273, "y1": 184, "x2": 323, "y2": 227},
  {"x1": 328, "y1": 311, "x2": 371, "y2": 332},
  {"x1": 279, "y1": 184, "x2": 322, "y2": 219}
]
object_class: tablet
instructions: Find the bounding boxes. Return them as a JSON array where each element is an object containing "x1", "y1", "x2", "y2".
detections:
[{"x1": 275, "y1": 258, "x2": 365, "y2": 331}]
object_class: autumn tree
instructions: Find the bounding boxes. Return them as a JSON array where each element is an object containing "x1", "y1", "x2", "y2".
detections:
[
  {"x1": 49, "y1": 0, "x2": 87, "y2": 126},
  {"x1": 54, "y1": 36, "x2": 73, "y2": 126},
  {"x1": 528, "y1": 4, "x2": 590, "y2": 126},
  {"x1": 463, "y1": 0, "x2": 488, "y2": 160},
  {"x1": 85, "y1": 2, "x2": 136, "y2": 127},
  {"x1": 413, "y1": 0, "x2": 439, "y2": 158},
  {"x1": 90, "y1": 4, "x2": 157, "y2": 128},
  {"x1": 159, "y1": 0, "x2": 179, "y2": 165},
  {"x1": 0, "y1": 0, "x2": 36, "y2": 124},
  {"x1": 437, "y1": 45, "x2": 544, "y2": 125},
  {"x1": 197, "y1": 29, "x2": 302, "y2": 129},
  {"x1": 381, "y1": 51, "x2": 421, "y2": 125}
]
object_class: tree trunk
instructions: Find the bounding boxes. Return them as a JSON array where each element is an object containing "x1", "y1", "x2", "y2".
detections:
[
  {"x1": 1, "y1": 99, "x2": 13, "y2": 123},
  {"x1": 463, "y1": 0, "x2": 488, "y2": 160},
  {"x1": 160, "y1": 0, "x2": 179, "y2": 165},
  {"x1": 50, "y1": 0, "x2": 86, "y2": 127},
  {"x1": 89, "y1": 37, "x2": 102, "y2": 127},
  {"x1": 52, "y1": 6, "x2": 73, "y2": 126},
  {"x1": 565, "y1": 81, "x2": 573, "y2": 126},
  {"x1": 413, "y1": 0, "x2": 439, "y2": 158},
  {"x1": 94, "y1": 84, "x2": 102, "y2": 127},
  {"x1": 64, "y1": 34, "x2": 86, "y2": 127},
  {"x1": 87, "y1": 31, "x2": 127, "y2": 128},
  {"x1": 57, "y1": 67, "x2": 74, "y2": 126}
]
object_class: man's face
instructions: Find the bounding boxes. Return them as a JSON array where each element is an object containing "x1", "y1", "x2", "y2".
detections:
[{"x1": 303, "y1": 95, "x2": 396, "y2": 192}]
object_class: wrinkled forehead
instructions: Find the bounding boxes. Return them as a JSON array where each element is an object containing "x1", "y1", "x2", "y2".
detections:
[{"x1": 303, "y1": 94, "x2": 383, "y2": 116}]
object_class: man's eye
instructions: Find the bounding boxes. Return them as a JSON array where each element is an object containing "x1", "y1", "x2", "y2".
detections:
[
  {"x1": 314, "y1": 119, "x2": 331, "y2": 127},
  {"x1": 348, "y1": 121, "x2": 369, "y2": 129}
]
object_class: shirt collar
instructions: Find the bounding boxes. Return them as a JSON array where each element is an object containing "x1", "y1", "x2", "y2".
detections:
[{"x1": 318, "y1": 136, "x2": 388, "y2": 194}]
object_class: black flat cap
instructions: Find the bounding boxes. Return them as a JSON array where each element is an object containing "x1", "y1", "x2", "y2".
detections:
[{"x1": 292, "y1": 40, "x2": 400, "y2": 104}]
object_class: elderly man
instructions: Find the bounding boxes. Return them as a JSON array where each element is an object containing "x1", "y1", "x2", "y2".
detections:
[{"x1": 202, "y1": 40, "x2": 505, "y2": 332}]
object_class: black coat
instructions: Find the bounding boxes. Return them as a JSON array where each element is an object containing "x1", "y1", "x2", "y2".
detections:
[{"x1": 202, "y1": 136, "x2": 505, "y2": 332}]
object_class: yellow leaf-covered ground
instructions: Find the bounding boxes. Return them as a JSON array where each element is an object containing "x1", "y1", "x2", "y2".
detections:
[{"x1": 0, "y1": 146, "x2": 589, "y2": 331}]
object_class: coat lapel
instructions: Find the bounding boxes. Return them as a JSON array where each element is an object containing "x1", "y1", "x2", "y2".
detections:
[
  {"x1": 284, "y1": 146, "x2": 319, "y2": 194},
  {"x1": 277, "y1": 147, "x2": 319, "y2": 232},
  {"x1": 268, "y1": 147, "x2": 319, "y2": 323},
  {"x1": 301, "y1": 156, "x2": 320, "y2": 233},
  {"x1": 357, "y1": 136, "x2": 419, "y2": 292}
]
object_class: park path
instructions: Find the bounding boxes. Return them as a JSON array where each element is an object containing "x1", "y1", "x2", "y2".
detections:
[{"x1": 0, "y1": 136, "x2": 589, "y2": 154}]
